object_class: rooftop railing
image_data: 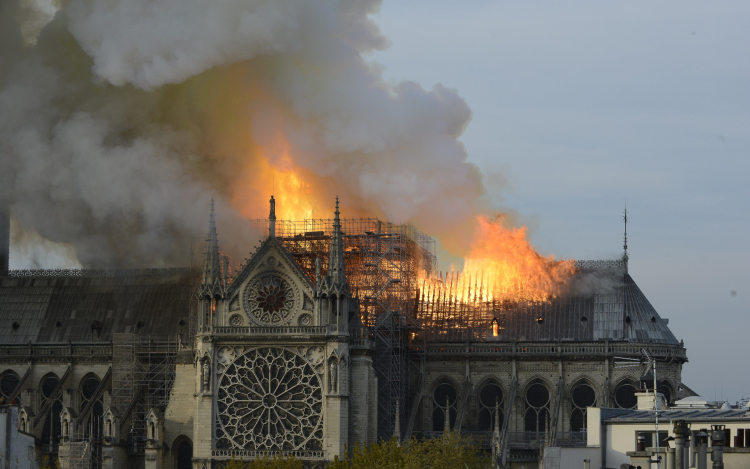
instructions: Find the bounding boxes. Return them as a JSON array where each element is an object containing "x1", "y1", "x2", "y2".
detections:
[{"x1": 423, "y1": 341, "x2": 686, "y2": 360}]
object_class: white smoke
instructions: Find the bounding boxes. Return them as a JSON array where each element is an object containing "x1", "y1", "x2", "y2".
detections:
[
  {"x1": 0, "y1": 0, "x2": 484, "y2": 268},
  {"x1": 9, "y1": 217, "x2": 82, "y2": 269}
]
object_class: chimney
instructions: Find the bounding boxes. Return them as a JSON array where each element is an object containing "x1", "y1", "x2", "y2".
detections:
[{"x1": 0, "y1": 205, "x2": 9, "y2": 276}]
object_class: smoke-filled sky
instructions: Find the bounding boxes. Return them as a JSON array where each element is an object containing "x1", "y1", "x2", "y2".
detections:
[
  {"x1": 2, "y1": 1, "x2": 748, "y2": 402},
  {"x1": 370, "y1": 1, "x2": 750, "y2": 403}
]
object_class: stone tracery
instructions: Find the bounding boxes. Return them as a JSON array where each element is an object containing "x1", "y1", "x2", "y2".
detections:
[
  {"x1": 216, "y1": 347, "x2": 323, "y2": 451},
  {"x1": 243, "y1": 274, "x2": 298, "y2": 326}
]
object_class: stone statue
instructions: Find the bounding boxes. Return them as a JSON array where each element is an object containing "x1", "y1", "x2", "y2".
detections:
[
  {"x1": 329, "y1": 359, "x2": 338, "y2": 393},
  {"x1": 202, "y1": 358, "x2": 210, "y2": 392}
]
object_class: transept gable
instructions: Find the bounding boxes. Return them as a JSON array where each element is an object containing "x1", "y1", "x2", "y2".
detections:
[
  {"x1": 227, "y1": 237, "x2": 313, "y2": 298},
  {"x1": 225, "y1": 237, "x2": 315, "y2": 327}
]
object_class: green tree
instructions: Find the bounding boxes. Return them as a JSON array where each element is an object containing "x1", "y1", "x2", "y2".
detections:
[
  {"x1": 223, "y1": 453, "x2": 304, "y2": 469},
  {"x1": 327, "y1": 432, "x2": 491, "y2": 469}
]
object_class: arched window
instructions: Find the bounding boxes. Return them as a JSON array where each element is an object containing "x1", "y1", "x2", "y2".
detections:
[
  {"x1": 657, "y1": 381, "x2": 672, "y2": 405},
  {"x1": 40, "y1": 374, "x2": 63, "y2": 450},
  {"x1": 614, "y1": 381, "x2": 638, "y2": 409},
  {"x1": 0, "y1": 370, "x2": 20, "y2": 404},
  {"x1": 477, "y1": 382, "x2": 503, "y2": 431},
  {"x1": 524, "y1": 382, "x2": 550, "y2": 433},
  {"x1": 570, "y1": 382, "x2": 596, "y2": 431},
  {"x1": 173, "y1": 436, "x2": 193, "y2": 469},
  {"x1": 79, "y1": 374, "x2": 104, "y2": 437},
  {"x1": 431, "y1": 381, "x2": 457, "y2": 432}
]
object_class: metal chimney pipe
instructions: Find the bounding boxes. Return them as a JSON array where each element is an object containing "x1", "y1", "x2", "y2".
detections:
[
  {"x1": 666, "y1": 446, "x2": 676, "y2": 469},
  {"x1": 674, "y1": 420, "x2": 688, "y2": 469},
  {"x1": 697, "y1": 430, "x2": 708, "y2": 469},
  {"x1": 583, "y1": 459, "x2": 590, "y2": 469},
  {"x1": 710, "y1": 425, "x2": 725, "y2": 469}
]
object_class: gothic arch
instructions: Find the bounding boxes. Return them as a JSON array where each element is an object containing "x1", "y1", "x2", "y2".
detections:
[
  {"x1": 523, "y1": 378, "x2": 551, "y2": 433},
  {"x1": 520, "y1": 374, "x2": 556, "y2": 398},
  {"x1": 430, "y1": 377, "x2": 459, "y2": 432},
  {"x1": 612, "y1": 377, "x2": 639, "y2": 409},
  {"x1": 172, "y1": 435, "x2": 193, "y2": 469},
  {"x1": 40, "y1": 372, "x2": 63, "y2": 448},
  {"x1": 657, "y1": 379, "x2": 674, "y2": 405},
  {"x1": 79, "y1": 372, "x2": 104, "y2": 436},
  {"x1": 0, "y1": 369, "x2": 20, "y2": 403},
  {"x1": 475, "y1": 379, "x2": 505, "y2": 431},
  {"x1": 568, "y1": 378, "x2": 597, "y2": 431}
]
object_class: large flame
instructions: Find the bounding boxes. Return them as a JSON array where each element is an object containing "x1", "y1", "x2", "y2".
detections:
[
  {"x1": 232, "y1": 128, "x2": 575, "y2": 303},
  {"x1": 427, "y1": 214, "x2": 575, "y2": 303}
]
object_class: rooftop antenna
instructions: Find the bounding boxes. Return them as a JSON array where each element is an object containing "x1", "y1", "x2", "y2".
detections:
[
  {"x1": 613, "y1": 350, "x2": 661, "y2": 469},
  {"x1": 623, "y1": 202, "x2": 629, "y2": 273}
]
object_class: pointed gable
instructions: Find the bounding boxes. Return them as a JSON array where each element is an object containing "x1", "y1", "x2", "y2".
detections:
[{"x1": 225, "y1": 237, "x2": 315, "y2": 327}]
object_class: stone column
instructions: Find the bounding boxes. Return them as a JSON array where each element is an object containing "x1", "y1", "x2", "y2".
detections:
[
  {"x1": 145, "y1": 409, "x2": 165, "y2": 469},
  {"x1": 101, "y1": 407, "x2": 128, "y2": 469},
  {"x1": 193, "y1": 338, "x2": 214, "y2": 469},
  {"x1": 325, "y1": 343, "x2": 349, "y2": 460}
]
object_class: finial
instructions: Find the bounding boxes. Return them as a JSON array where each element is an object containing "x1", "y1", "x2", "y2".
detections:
[
  {"x1": 315, "y1": 255, "x2": 321, "y2": 286},
  {"x1": 394, "y1": 399, "x2": 401, "y2": 445},
  {"x1": 202, "y1": 200, "x2": 222, "y2": 287},
  {"x1": 269, "y1": 195, "x2": 276, "y2": 238},
  {"x1": 443, "y1": 395, "x2": 450, "y2": 434},
  {"x1": 492, "y1": 396, "x2": 501, "y2": 463},
  {"x1": 328, "y1": 196, "x2": 346, "y2": 285},
  {"x1": 494, "y1": 396, "x2": 500, "y2": 435}
]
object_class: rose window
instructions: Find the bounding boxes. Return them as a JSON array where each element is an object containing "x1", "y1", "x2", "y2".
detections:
[
  {"x1": 243, "y1": 274, "x2": 297, "y2": 325},
  {"x1": 216, "y1": 347, "x2": 323, "y2": 452}
]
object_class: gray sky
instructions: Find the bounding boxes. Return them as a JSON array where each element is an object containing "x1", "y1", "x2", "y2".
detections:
[{"x1": 370, "y1": 1, "x2": 750, "y2": 403}]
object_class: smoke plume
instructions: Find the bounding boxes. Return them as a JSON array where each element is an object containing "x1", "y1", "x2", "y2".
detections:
[{"x1": 0, "y1": 0, "x2": 487, "y2": 268}]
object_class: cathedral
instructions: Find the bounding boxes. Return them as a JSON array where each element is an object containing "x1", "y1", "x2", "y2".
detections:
[{"x1": 0, "y1": 197, "x2": 692, "y2": 469}]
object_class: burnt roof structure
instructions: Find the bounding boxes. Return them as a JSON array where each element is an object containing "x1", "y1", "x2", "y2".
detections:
[{"x1": 415, "y1": 260, "x2": 678, "y2": 345}]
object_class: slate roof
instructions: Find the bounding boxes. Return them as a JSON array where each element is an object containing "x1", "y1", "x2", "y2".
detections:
[
  {"x1": 0, "y1": 269, "x2": 198, "y2": 344},
  {"x1": 601, "y1": 407, "x2": 750, "y2": 423},
  {"x1": 423, "y1": 260, "x2": 680, "y2": 345}
]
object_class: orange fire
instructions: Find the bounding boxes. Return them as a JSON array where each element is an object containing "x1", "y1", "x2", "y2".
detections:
[{"x1": 427, "y1": 214, "x2": 575, "y2": 303}]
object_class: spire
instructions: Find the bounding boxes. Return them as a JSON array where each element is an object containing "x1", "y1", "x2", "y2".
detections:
[
  {"x1": 315, "y1": 255, "x2": 321, "y2": 286},
  {"x1": 328, "y1": 197, "x2": 346, "y2": 285},
  {"x1": 623, "y1": 203, "x2": 629, "y2": 273},
  {"x1": 394, "y1": 399, "x2": 401, "y2": 445},
  {"x1": 492, "y1": 397, "x2": 501, "y2": 465},
  {"x1": 269, "y1": 195, "x2": 276, "y2": 238},
  {"x1": 493, "y1": 397, "x2": 500, "y2": 437},
  {"x1": 443, "y1": 395, "x2": 450, "y2": 434},
  {"x1": 202, "y1": 200, "x2": 221, "y2": 286}
]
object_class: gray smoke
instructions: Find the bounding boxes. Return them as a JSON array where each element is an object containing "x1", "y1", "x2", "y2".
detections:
[{"x1": 0, "y1": 0, "x2": 484, "y2": 268}]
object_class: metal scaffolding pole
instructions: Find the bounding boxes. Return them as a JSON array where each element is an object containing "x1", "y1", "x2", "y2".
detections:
[{"x1": 249, "y1": 217, "x2": 436, "y2": 439}]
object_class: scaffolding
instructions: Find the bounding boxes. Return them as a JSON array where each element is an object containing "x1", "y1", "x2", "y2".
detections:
[
  {"x1": 248, "y1": 218, "x2": 436, "y2": 440},
  {"x1": 65, "y1": 423, "x2": 102, "y2": 469},
  {"x1": 112, "y1": 334, "x2": 179, "y2": 467}
]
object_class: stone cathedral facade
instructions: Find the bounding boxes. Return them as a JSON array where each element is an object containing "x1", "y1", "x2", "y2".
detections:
[
  {"x1": 188, "y1": 197, "x2": 377, "y2": 467},
  {"x1": 0, "y1": 198, "x2": 692, "y2": 469}
]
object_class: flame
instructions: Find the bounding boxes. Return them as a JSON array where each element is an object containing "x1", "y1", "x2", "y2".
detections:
[
  {"x1": 425, "y1": 214, "x2": 575, "y2": 303},
  {"x1": 229, "y1": 132, "x2": 319, "y2": 221}
]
